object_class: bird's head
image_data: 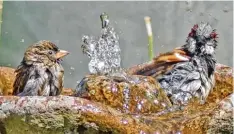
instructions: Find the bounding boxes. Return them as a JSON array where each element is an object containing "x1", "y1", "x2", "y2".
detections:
[
  {"x1": 23, "y1": 40, "x2": 69, "y2": 67},
  {"x1": 184, "y1": 22, "x2": 218, "y2": 56}
]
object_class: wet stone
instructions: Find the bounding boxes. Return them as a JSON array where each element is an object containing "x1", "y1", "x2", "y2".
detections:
[{"x1": 75, "y1": 74, "x2": 172, "y2": 114}]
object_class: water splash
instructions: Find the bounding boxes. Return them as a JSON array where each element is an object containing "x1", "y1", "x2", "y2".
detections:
[
  {"x1": 81, "y1": 12, "x2": 121, "y2": 75},
  {"x1": 121, "y1": 118, "x2": 129, "y2": 125},
  {"x1": 137, "y1": 100, "x2": 144, "y2": 111},
  {"x1": 123, "y1": 83, "x2": 130, "y2": 113}
]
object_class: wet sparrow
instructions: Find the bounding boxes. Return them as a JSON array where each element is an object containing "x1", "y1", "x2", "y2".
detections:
[
  {"x1": 129, "y1": 22, "x2": 218, "y2": 105},
  {"x1": 13, "y1": 40, "x2": 69, "y2": 96}
]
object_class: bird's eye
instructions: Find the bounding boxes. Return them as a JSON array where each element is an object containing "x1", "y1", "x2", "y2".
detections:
[{"x1": 48, "y1": 51, "x2": 53, "y2": 55}]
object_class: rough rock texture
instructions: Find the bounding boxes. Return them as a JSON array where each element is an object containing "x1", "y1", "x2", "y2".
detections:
[
  {"x1": 75, "y1": 74, "x2": 172, "y2": 114},
  {"x1": 207, "y1": 93, "x2": 233, "y2": 134},
  {"x1": 0, "y1": 67, "x2": 15, "y2": 95},
  {"x1": 0, "y1": 96, "x2": 163, "y2": 134}
]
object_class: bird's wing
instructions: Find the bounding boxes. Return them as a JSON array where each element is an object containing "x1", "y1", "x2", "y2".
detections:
[
  {"x1": 17, "y1": 78, "x2": 44, "y2": 96},
  {"x1": 153, "y1": 48, "x2": 190, "y2": 63},
  {"x1": 128, "y1": 48, "x2": 191, "y2": 78},
  {"x1": 13, "y1": 65, "x2": 45, "y2": 96},
  {"x1": 13, "y1": 65, "x2": 30, "y2": 95}
]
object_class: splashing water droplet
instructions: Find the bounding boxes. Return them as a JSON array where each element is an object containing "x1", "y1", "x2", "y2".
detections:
[
  {"x1": 70, "y1": 66, "x2": 75, "y2": 70},
  {"x1": 143, "y1": 78, "x2": 148, "y2": 82},
  {"x1": 111, "y1": 83, "x2": 118, "y2": 93},
  {"x1": 137, "y1": 103, "x2": 142, "y2": 111},
  {"x1": 139, "y1": 130, "x2": 147, "y2": 134},
  {"x1": 121, "y1": 118, "x2": 128, "y2": 125},
  {"x1": 175, "y1": 131, "x2": 182, "y2": 134},
  {"x1": 153, "y1": 131, "x2": 161, "y2": 134},
  {"x1": 161, "y1": 103, "x2": 167, "y2": 108},
  {"x1": 137, "y1": 100, "x2": 145, "y2": 111},
  {"x1": 81, "y1": 13, "x2": 121, "y2": 75},
  {"x1": 154, "y1": 99, "x2": 159, "y2": 105},
  {"x1": 123, "y1": 83, "x2": 130, "y2": 113}
]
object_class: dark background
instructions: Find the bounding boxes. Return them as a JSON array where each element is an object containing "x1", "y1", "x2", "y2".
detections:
[{"x1": 0, "y1": 1, "x2": 233, "y2": 89}]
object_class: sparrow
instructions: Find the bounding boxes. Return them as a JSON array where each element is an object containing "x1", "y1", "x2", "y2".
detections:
[
  {"x1": 13, "y1": 40, "x2": 69, "y2": 96},
  {"x1": 128, "y1": 22, "x2": 218, "y2": 105}
]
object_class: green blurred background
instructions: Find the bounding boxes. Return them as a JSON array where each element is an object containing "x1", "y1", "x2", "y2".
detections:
[{"x1": 0, "y1": 1, "x2": 233, "y2": 89}]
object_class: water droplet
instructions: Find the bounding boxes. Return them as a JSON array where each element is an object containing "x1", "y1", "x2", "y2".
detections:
[
  {"x1": 139, "y1": 130, "x2": 146, "y2": 134},
  {"x1": 223, "y1": 6, "x2": 229, "y2": 12},
  {"x1": 111, "y1": 83, "x2": 118, "y2": 93},
  {"x1": 123, "y1": 83, "x2": 130, "y2": 112},
  {"x1": 70, "y1": 66, "x2": 75, "y2": 70},
  {"x1": 86, "y1": 104, "x2": 101, "y2": 113},
  {"x1": 137, "y1": 103, "x2": 142, "y2": 111},
  {"x1": 134, "y1": 114, "x2": 141, "y2": 118},
  {"x1": 161, "y1": 103, "x2": 167, "y2": 107},
  {"x1": 121, "y1": 119, "x2": 128, "y2": 125},
  {"x1": 154, "y1": 99, "x2": 159, "y2": 105},
  {"x1": 130, "y1": 76, "x2": 140, "y2": 84},
  {"x1": 153, "y1": 131, "x2": 161, "y2": 134},
  {"x1": 175, "y1": 131, "x2": 182, "y2": 134},
  {"x1": 97, "y1": 61, "x2": 105, "y2": 71}
]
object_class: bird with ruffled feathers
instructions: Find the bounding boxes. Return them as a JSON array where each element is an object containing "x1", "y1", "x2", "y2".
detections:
[
  {"x1": 13, "y1": 40, "x2": 69, "y2": 96},
  {"x1": 129, "y1": 22, "x2": 218, "y2": 105}
]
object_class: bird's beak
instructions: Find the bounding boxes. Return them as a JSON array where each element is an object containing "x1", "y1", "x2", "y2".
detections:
[{"x1": 56, "y1": 50, "x2": 69, "y2": 59}]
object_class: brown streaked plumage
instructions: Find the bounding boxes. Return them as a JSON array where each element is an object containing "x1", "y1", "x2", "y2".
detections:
[
  {"x1": 132, "y1": 48, "x2": 191, "y2": 78},
  {"x1": 13, "y1": 40, "x2": 69, "y2": 96}
]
